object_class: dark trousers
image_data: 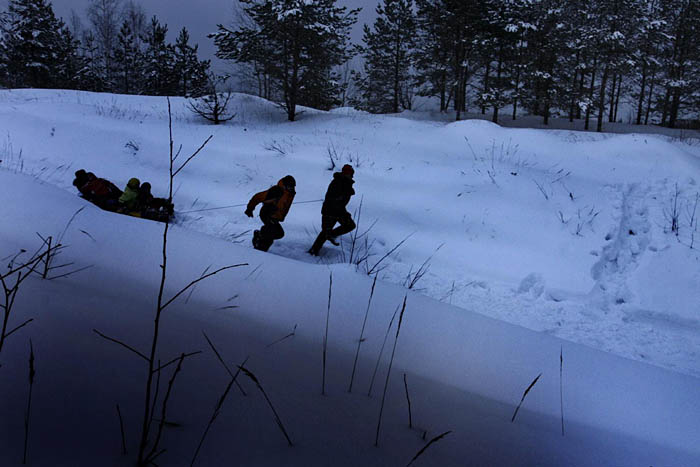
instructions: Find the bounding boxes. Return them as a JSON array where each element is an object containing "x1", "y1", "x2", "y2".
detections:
[
  {"x1": 310, "y1": 212, "x2": 356, "y2": 254},
  {"x1": 256, "y1": 216, "x2": 284, "y2": 251}
]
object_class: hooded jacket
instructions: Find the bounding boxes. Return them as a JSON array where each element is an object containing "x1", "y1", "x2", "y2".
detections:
[
  {"x1": 246, "y1": 178, "x2": 296, "y2": 222},
  {"x1": 322, "y1": 172, "x2": 355, "y2": 216},
  {"x1": 119, "y1": 178, "x2": 141, "y2": 210}
]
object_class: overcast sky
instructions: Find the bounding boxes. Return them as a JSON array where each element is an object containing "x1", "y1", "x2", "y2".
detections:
[{"x1": 1, "y1": 0, "x2": 379, "y2": 71}]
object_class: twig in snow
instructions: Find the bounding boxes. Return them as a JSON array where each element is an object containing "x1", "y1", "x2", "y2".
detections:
[
  {"x1": 560, "y1": 347, "x2": 565, "y2": 436},
  {"x1": 406, "y1": 430, "x2": 452, "y2": 466},
  {"x1": 117, "y1": 404, "x2": 127, "y2": 455},
  {"x1": 375, "y1": 295, "x2": 408, "y2": 446},
  {"x1": 239, "y1": 365, "x2": 293, "y2": 447},
  {"x1": 403, "y1": 373, "x2": 413, "y2": 429},
  {"x1": 191, "y1": 356, "x2": 248, "y2": 467},
  {"x1": 23, "y1": 339, "x2": 35, "y2": 465},
  {"x1": 93, "y1": 329, "x2": 149, "y2": 361},
  {"x1": 367, "y1": 304, "x2": 401, "y2": 397},
  {"x1": 533, "y1": 179, "x2": 550, "y2": 200},
  {"x1": 511, "y1": 372, "x2": 542, "y2": 423},
  {"x1": 322, "y1": 272, "x2": 332, "y2": 396},
  {"x1": 266, "y1": 324, "x2": 298, "y2": 348},
  {"x1": 348, "y1": 276, "x2": 376, "y2": 393},
  {"x1": 202, "y1": 331, "x2": 246, "y2": 396}
]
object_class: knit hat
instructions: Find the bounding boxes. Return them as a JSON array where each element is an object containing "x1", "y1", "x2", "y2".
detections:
[{"x1": 341, "y1": 164, "x2": 354, "y2": 177}]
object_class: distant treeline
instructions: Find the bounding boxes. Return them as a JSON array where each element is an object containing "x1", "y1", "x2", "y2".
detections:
[
  {"x1": 0, "y1": 0, "x2": 211, "y2": 97},
  {"x1": 216, "y1": 0, "x2": 700, "y2": 128},
  {"x1": 2, "y1": 0, "x2": 699, "y2": 129}
]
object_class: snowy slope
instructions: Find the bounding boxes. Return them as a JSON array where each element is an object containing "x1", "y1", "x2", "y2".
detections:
[
  {"x1": 1, "y1": 89, "x2": 699, "y2": 377},
  {"x1": 0, "y1": 89, "x2": 699, "y2": 465},
  {"x1": 0, "y1": 169, "x2": 698, "y2": 466}
]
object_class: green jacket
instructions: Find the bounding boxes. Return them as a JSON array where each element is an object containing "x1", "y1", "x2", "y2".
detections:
[{"x1": 119, "y1": 178, "x2": 140, "y2": 210}]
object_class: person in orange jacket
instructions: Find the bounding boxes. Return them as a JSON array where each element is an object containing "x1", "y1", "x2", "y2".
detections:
[{"x1": 245, "y1": 175, "x2": 296, "y2": 251}]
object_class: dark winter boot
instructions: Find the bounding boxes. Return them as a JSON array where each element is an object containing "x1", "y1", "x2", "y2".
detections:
[{"x1": 252, "y1": 230, "x2": 261, "y2": 249}]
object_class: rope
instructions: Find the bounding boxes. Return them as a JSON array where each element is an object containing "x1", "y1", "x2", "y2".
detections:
[{"x1": 179, "y1": 199, "x2": 323, "y2": 215}]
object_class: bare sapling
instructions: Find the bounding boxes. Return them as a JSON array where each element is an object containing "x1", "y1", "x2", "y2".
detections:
[
  {"x1": 511, "y1": 372, "x2": 543, "y2": 423},
  {"x1": 238, "y1": 365, "x2": 294, "y2": 447},
  {"x1": 348, "y1": 275, "x2": 377, "y2": 393},
  {"x1": 93, "y1": 98, "x2": 246, "y2": 466},
  {"x1": 1, "y1": 240, "x2": 62, "y2": 358},
  {"x1": 375, "y1": 295, "x2": 408, "y2": 447},
  {"x1": 22, "y1": 339, "x2": 35, "y2": 465},
  {"x1": 187, "y1": 74, "x2": 236, "y2": 125},
  {"x1": 406, "y1": 430, "x2": 452, "y2": 467},
  {"x1": 322, "y1": 272, "x2": 332, "y2": 396}
]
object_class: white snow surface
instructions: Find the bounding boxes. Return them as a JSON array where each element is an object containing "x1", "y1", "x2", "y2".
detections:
[{"x1": 0, "y1": 89, "x2": 699, "y2": 465}]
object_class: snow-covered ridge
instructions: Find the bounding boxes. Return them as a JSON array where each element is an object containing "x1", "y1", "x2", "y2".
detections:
[
  {"x1": 1, "y1": 89, "x2": 699, "y2": 465},
  {"x1": 1, "y1": 89, "x2": 699, "y2": 378}
]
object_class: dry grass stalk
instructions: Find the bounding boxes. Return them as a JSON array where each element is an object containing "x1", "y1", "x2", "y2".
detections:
[
  {"x1": 348, "y1": 275, "x2": 377, "y2": 393},
  {"x1": 511, "y1": 372, "x2": 542, "y2": 423},
  {"x1": 374, "y1": 295, "x2": 408, "y2": 447},
  {"x1": 22, "y1": 339, "x2": 35, "y2": 465},
  {"x1": 403, "y1": 373, "x2": 413, "y2": 429},
  {"x1": 406, "y1": 430, "x2": 452, "y2": 467},
  {"x1": 322, "y1": 272, "x2": 332, "y2": 395},
  {"x1": 560, "y1": 347, "x2": 565, "y2": 436},
  {"x1": 239, "y1": 365, "x2": 293, "y2": 447},
  {"x1": 367, "y1": 304, "x2": 401, "y2": 397},
  {"x1": 117, "y1": 404, "x2": 127, "y2": 455}
]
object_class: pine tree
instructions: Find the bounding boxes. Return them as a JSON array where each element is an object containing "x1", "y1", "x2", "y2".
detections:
[
  {"x1": 0, "y1": 0, "x2": 67, "y2": 88},
  {"x1": 141, "y1": 16, "x2": 175, "y2": 96},
  {"x1": 212, "y1": 0, "x2": 359, "y2": 121},
  {"x1": 174, "y1": 28, "x2": 210, "y2": 97},
  {"x1": 659, "y1": 0, "x2": 700, "y2": 128},
  {"x1": 356, "y1": 0, "x2": 416, "y2": 114},
  {"x1": 113, "y1": 20, "x2": 140, "y2": 94}
]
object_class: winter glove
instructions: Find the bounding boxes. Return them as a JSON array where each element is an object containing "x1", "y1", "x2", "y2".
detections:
[{"x1": 245, "y1": 208, "x2": 254, "y2": 218}]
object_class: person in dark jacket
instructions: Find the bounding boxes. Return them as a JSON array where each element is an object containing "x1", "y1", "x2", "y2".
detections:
[
  {"x1": 72, "y1": 169, "x2": 122, "y2": 211},
  {"x1": 308, "y1": 164, "x2": 356, "y2": 256},
  {"x1": 245, "y1": 175, "x2": 296, "y2": 251}
]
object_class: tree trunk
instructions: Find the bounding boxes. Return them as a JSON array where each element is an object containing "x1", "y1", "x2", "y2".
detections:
[
  {"x1": 569, "y1": 68, "x2": 578, "y2": 122},
  {"x1": 613, "y1": 75, "x2": 622, "y2": 122},
  {"x1": 608, "y1": 73, "x2": 617, "y2": 122},
  {"x1": 585, "y1": 62, "x2": 597, "y2": 131},
  {"x1": 577, "y1": 68, "x2": 586, "y2": 119},
  {"x1": 481, "y1": 60, "x2": 490, "y2": 114},
  {"x1": 645, "y1": 76, "x2": 655, "y2": 125},
  {"x1": 669, "y1": 88, "x2": 682, "y2": 128},
  {"x1": 597, "y1": 64, "x2": 610, "y2": 132},
  {"x1": 636, "y1": 63, "x2": 648, "y2": 124},
  {"x1": 492, "y1": 52, "x2": 503, "y2": 124},
  {"x1": 393, "y1": 29, "x2": 401, "y2": 113},
  {"x1": 660, "y1": 87, "x2": 671, "y2": 126}
]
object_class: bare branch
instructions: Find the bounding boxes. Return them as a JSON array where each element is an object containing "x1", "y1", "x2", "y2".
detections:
[
  {"x1": 93, "y1": 329, "x2": 149, "y2": 362},
  {"x1": 173, "y1": 135, "x2": 214, "y2": 178},
  {"x1": 161, "y1": 264, "x2": 248, "y2": 310},
  {"x1": 4, "y1": 318, "x2": 33, "y2": 339}
]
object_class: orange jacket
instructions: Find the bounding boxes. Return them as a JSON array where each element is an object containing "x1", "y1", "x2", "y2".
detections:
[{"x1": 247, "y1": 179, "x2": 295, "y2": 221}]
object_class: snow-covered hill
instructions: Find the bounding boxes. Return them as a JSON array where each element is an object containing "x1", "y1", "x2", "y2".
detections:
[{"x1": 0, "y1": 89, "x2": 699, "y2": 466}]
